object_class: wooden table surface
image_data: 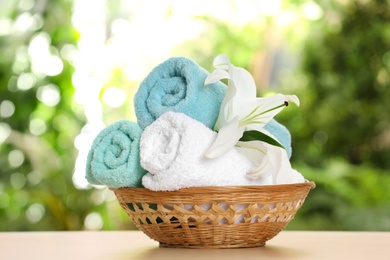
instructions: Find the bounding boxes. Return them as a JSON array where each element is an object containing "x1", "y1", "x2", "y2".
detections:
[{"x1": 0, "y1": 231, "x2": 388, "y2": 259}]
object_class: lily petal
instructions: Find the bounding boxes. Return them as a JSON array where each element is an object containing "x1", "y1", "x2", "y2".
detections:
[
  {"x1": 204, "y1": 116, "x2": 244, "y2": 158},
  {"x1": 229, "y1": 66, "x2": 257, "y2": 100},
  {"x1": 246, "y1": 154, "x2": 273, "y2": 179},
  {"x1": 237, "y1": 141, "x2": 273, "y2": 179},
  {"x1": 211, "y1": 62, "x2": 258, "y2": 130},
  {"x1": 238, "y1": 140, "x2": 281, "y2": 181},
  {"x1": 247, "y1": 141, "x2": 304, "y2": 184},
  {"x1": 267, "y1": 144, "x2": 304, "y2": 184},
  {"x1": 288, "y1": 94, "x2": 300, "y2": 107},
  {"x1": 205, "y1": 68, "x2": 231, "y2": 85},
  {"x1": 213, "y1": 54, "x2": 231, "y2": 70}
]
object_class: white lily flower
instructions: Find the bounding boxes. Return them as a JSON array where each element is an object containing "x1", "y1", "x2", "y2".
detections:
[
  {"x1": 204, "y1": 54, "x2": 299, "y2": 159},
  {"x1": 204, "y1": 54, "x2": 300, "y2": 180}
]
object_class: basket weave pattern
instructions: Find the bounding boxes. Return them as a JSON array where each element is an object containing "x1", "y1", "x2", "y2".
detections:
[{"x1": 111, "y1": 182, "x2": 315, "y2": 248}]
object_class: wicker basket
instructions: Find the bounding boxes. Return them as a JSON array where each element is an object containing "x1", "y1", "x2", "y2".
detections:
[{"x1": 111, "y1": 181, "x2": 315, "y2": 248}]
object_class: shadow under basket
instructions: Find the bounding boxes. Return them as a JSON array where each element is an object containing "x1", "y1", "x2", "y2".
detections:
[{"x1": 110, "y1": 181, "x2": 315, "y2": 249}]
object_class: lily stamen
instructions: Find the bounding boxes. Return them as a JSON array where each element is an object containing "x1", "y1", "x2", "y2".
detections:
[{"x1": 240, "y1": 102, "x2": 288, "y2": 127}]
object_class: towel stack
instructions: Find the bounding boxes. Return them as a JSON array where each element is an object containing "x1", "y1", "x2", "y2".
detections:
[{"x1": 85, "y1": 56, "x2": 303, "y2": 190}]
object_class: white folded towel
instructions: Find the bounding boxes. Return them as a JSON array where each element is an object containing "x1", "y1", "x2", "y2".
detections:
[{"x1": 140, "y1": 112, "x2": 273, "y2": 191}]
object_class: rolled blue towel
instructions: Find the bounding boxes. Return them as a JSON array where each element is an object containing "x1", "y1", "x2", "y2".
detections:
[
  {"x1": 264, "y1": 119, "x2": 292, "y2": 158},
  {"x1": 134, "y1": 57, "x2": 227, "y2": 129},
  {"x1": 85, "y1": 120, "x2": 146, "y2": 188}
]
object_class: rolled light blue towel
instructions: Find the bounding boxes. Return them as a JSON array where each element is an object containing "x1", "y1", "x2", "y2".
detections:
[
  {"x1": 134, "y1": 57, "x2": 227, "y2": 129},
  {"x1": 264, "y1": 119, "x2": 292, "y2": 159},
  {"x1": 85, "y1": 120, "x2": 146, "y2": 188}
]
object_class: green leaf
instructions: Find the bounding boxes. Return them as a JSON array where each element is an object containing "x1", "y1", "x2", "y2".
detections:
[{"x1": 239, "y1": 130, "x2": 285, "y2": 150}]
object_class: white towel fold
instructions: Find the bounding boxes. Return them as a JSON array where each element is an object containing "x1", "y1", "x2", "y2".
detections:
[{"x1": 140, "y1": 112, "x2": 273, "y2": 191}]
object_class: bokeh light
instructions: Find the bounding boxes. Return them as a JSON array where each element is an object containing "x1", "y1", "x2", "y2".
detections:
[{"x1": 0, "y1": 100, "x2": 15, "y2": 118}]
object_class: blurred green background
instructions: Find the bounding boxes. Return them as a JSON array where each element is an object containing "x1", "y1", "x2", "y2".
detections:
[{"x1": 1, "y1": 0, "x2": 389, "y2": 231}]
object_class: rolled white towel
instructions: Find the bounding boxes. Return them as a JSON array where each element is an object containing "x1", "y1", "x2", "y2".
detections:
[{"x1": 140, "y1": 112, "x2": 273, "y2": 191}]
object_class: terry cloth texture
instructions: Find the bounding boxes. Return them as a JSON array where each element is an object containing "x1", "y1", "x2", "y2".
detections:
[
  {"x1": 134, "y1": 57, "x2": 227, "y2": 129},
  {"x1": 86, "y1": 120, "x2": 146, "y2": 188},
  {"x1": 264, "y1": 119, "x2": 292, "y2": 158}
]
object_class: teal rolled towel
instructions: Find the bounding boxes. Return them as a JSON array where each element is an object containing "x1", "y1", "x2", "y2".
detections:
[
  {"x1": 134, "y1": 57, "x2": 227, "y2": 129},
  {"x1": 264, "y1": 119, "x2": 292, "y2": 159},
  {"x1": 85, "y1": 120, "x2": 146, "y2": 188}
]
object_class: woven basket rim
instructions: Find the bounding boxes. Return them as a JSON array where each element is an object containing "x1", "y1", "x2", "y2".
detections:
[
  {"x1": 110, "y1": 180, "x2": 315, "y2": 248},
  {"x1": 110, "y1": 180, "x2": 315, "y2": 194}
]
